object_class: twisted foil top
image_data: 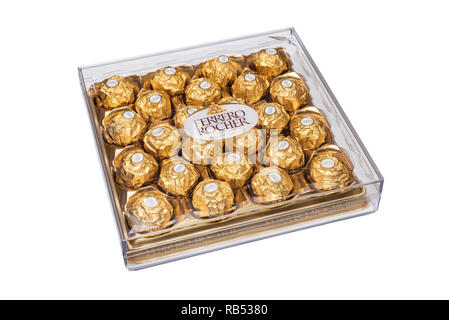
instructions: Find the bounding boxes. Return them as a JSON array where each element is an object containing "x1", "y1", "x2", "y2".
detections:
[
  {"x1": 309, "y1": 150, "x2": 352, "y2": 191},
  {"x1": 113, "y1": 147, "x2": 159, "y2": 189},
  {"x1": 225, "y1": 127, "x2": 265, "y2": 156},
  {"x1": 264, "y1": 135, "x2": 304, "y2": 171},
  {"x1": 185, "y1": 78, "x2": 222, "y2": 106},
  {"x1": 96, "y1": 75, "x2": 138, "y2": 109},
  {"x1": 231, "y1": 69, "x2": 269, "y2": 104},
  {"x1": 253, "y1": 101, "x2": 290, "y2": 132},
  {"x1": 157, "y1": 157, "x2": 200, "y2": 196},
  {"x1": 173, "y1": 105, "x2": 200, "y2": 128},
  {"x1": 134, "y1": 89, "x2": 172, "y2": 123},
  {"x1": 103, "y1": 108, "x2": 147, "y2": 147},
  {"x1": 192, "y1": 179, "x2": 234, "y2": 217},
  {"x1": 142, "y1": 122, "x2": 181, "y2": 161},
  {"x1": 125, "y1": 189, "x2": 173, "y2": 233},
  {"x1": 151, "y1": 67, "x2": 189, "y2": 96},
  {"x1": 210, "y1": 152, "x2": 253, "y2": 189},
  {"x1": 201, "y1": 56, "x2": 243, "y2": 88},
  {"x1": 270, "y1": 75, "x2": 308, "y2": 113},
  {"x1": 290, "y1": 112, "x2": 329, "y2": 151},
  {"x1": 182, "y1": 137, "x2": 223, "y2": 165},
  {"x1": 251, "y1": 167, "x2": 293, "y2": 204},
  {"x1": 251, "y1": 49, "x2": 288, "y2": 78}
]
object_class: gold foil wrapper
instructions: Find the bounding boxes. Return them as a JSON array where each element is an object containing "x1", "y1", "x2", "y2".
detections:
[
  {"x1": 270, "y1": 72, "x2": 308, "y2": 113},
  {"x1": 134, "y1": 89, "x2": 172, "y2": 123},
  {"x1": 224, "y1": 127, "x2": 265, "y2": 156},
  {"x1": 95, "y1": 75, "x2": 140, "y2": 109},
  {"x1": 103, "y1": 108, "x2": 147, "y2": 147},
  {"x1": 231, "y1": 68, "x2": 269, "y2": 104},
  {"x1": 192, "y1": 179, "x2": 234, "y2": 217},
  {"x1": 290, "y1": 107, "x2": 329, "y2": 152},
  {"x1": 148, "y1": 66, "x2": 190, "y2": 96},
  {"x1": 251, "y1": 167, "x2": 293, "y2": 204},
  {"x1": 253, "y1": 101, "x2": 290, "y2": 133},
  {"x1": 125, "y1": 188, "x2": 173, "y2": 233},
  {"x1": 308, "y1": 146, "x2": 353, "y2": 191},
  {"x1": 185, "y1": 78, "x2": 222, "y2": 106},
  {"x1": 201, "y1": 55, "x2": 243, "y2": 88},
  {"x1": 264, "y1": 135, "x2": 305, "y2": 171},
  {"x1": 142, "y1": 122, "x2": 181, "y2": 161},
  {"x1": 157, "y1": 157, "x2": 200, "y2": 197},
  {"x1": 218, "y1": 95, "x2": 245, "y2": 105},
  {"x1": 249, "y1": 48, "x2": 288, "y2": 78},
  {"x1": 210, "y1": 152, "x2": 253, "y2": 189},
  {"x1": 182, "y1": 137, "x2": 223, "y2": 165},
  {"x1": 113, "y1": 147, "x2": 159, "y2": 189},
  {"x1": 173, "y1": 105, "x2": 201, "y2": 128}
]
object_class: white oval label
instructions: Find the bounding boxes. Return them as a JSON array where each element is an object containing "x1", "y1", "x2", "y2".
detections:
[{"x1": 184, "y1": 104, "x2": 258, "y2": 141}]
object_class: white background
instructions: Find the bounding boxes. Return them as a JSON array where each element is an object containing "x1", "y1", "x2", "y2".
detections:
[{"x1": 1, "y1": 0, "x2": 448, "y2": 299}]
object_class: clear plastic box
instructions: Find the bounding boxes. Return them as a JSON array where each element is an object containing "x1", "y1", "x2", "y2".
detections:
[{"x1": 78, "y1": 28, "x2": 383, "y2": 270}]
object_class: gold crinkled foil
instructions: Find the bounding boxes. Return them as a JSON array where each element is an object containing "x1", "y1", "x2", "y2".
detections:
[
  {"x1": 173, "y1": 105, "x2": 201, "y2": 128},
  {"x1": 231, "y1": 69, "x2": 269, "y2": 104},
  {"x1": 150, "y1": 66, "x2": 190, "y2": 96},
  {"x1": 125, "y1": 189, "x2": 173, "y2": 233},
  {"x1": 103, "y1": 108, "x2": 147, "y2": 147},
  {"x1": 201, "y1": 55, "x2": 243, "y2": 88},
  {"x1": 142, "y1": 122, "x2": 181, "y2": 161},
  {"x1": 192, "y1": 179, "x2": 234, "y2": 217},
  {"x1": 264, "y1": 135, "x2": 304, "y2": 171},
  {"x1": 250, "y1": 48, "x2": 288, "y2": 78},
  {"x1": 134, "y1": 89, "x2": 172, "y2": 123},
  {"x1": 218, "y1": 96, "x2": 245, "y2": 105},
  {"x1": 185, "y1": 78, "x2": 222, "y2": 106},
  {"x1": 210, "y1": 152, "x2": 253, "y2": 189},
  {"x1": 157, "y1": 157, "x2": 200, "y2": 197},
  {"x1": 253, "y1": 101, "x2": 290, "y2": 133},
  {"x1": 113, "y1": 147, "x2": 159, "y2": 189},
  {"x1": 270, "y1": 72, "x2": 308, "y2": 113},
  {"x1": 308, "y1": 148, "x2": 353, "y2": 191},
  {"x1": 251, "y1": 167, "x2": 293, "y2": 204},
  {"x1": 182, "y1": 137, "x2": 223, "y2": 165},
  {"x1": 290, "y1": 108, "x2": 329, "y2": 152},
  {"x1": 224, "y1": 127, "x2": 265, "y2": 156},
  {"x1": 95, "y1": 75, "x2": 139, "y2": 109}
]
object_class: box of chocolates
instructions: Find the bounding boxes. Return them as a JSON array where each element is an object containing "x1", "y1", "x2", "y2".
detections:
[{"x1": 78, "y1": 28, "x2": 383, "y2": 270}]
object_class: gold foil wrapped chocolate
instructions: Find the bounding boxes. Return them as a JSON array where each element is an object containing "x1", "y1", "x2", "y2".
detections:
[
  {"x1": 113, "y1": 147, "x2": 159, "y2": 189},
  {"x1": 251, "y1": 167, "x2": 293, "y2": 204},
  {"x1": 224, "y1": 127, "x2": 265, "y2": 156},
  {"x1": 270, "y1": 72, "x2": 308, "y2": 113},
  {"x1": 218, "y1": 95, "x2": 245, "y2": 105},
  {"x1": 192, "y1": 179, "x2": 234, "y2": 217},
  {"x1": 103, "y1": 108, "x2": 147, "y2": 147},
  {"x1": 143, "y1": 122, "x2": 181, "y2": 161},
  {"x1": 290, "y1": 107, "x2": 329, "y2": 152},
  {"x1": 231, "y1": 69, "x2": 269, "y2": 104},
  {"x1": 134, "y1": 89, "x2": 172, "y2": 123},
  {"x1": 125, "y1": 189, "x2": 173, "y2": 233},
  {"x1": 253, "y1": 101, "x2": 290, "y2": 133},
  {"x1": 249, "y1": 48, "x2": 288, "y2": 78},
  {"x1": 308, "y1": 146, "x2": 353, "y2": 191},
  {"x1": 264, "y1": 135, "x2": 304, "y2": 171},
  {"x1": 157, "y1": 157, "x2": 200, "y2": 197},
  {"x1": 173, "y1": 105, "x2": 200, "y2": 128},
  {"x1": 95, "y1": 75, "x2": 140, "y2": 109},
  {"x1": 185, "y1": 78, "x2": 222, "y2": 106},
  {"x1": 148, "y1": 66, "x2": 190, "y2": 96},
  {"x1": 210, "y1": 152, "x2": 253, "y2": 189},
  {"x1": 201, "y1": 55, "x2": 243, "y2": 88},
  {"x1": 182, "y1": 137, "x2": 223, "y2": 165}
]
